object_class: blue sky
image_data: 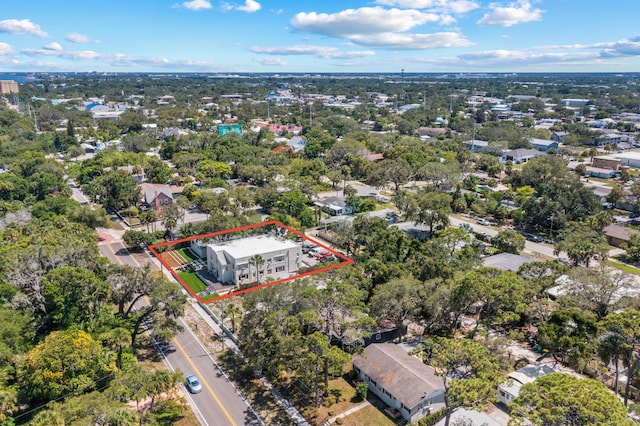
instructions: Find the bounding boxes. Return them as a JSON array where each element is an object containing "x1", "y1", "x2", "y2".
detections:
[{"x1": 1, "y1": 0, "x2": 640, "y2": 73}]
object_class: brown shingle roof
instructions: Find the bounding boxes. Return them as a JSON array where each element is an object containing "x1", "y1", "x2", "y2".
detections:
[{"x1": 352, "y1": 344, "x2": 443, "y2": 409}]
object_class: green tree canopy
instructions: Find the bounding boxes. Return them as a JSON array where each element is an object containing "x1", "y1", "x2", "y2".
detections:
[{"x1": 508, "y1": 373, "x2": 632, "y2": 426}]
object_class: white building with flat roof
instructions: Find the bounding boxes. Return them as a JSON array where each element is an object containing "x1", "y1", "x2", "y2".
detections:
[{"x1": 197, "y1": 235, "x2": 302, "y2": 285}]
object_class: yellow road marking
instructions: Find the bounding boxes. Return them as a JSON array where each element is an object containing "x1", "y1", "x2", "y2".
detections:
[
  {"x1": 107, "y1": 243, "x2": 124, "y2": 265},
  {"x1": 172, "y1": 336, "x2": 237, "y2": 426}
]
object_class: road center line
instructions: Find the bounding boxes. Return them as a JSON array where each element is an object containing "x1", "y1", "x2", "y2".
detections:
[{"x1": 172, "y1": 336, "x2": 237, "y2": 426}]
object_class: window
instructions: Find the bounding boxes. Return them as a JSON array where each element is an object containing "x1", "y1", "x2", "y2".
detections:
[
  {"x1": 240, "y1": 274, "x2": 248, "y2": 280},
  {"x1": 275, "y1": 266, "x2": 285, "y2": 272},
  {"x1": 267, "y1": 269, "x2": 272, "y2": 274},
  {"x1": 274, "y1": 255, "x2": 285, "y2": 262}
]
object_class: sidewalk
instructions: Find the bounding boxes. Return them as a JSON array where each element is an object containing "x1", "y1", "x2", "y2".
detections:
[
  {"x1": 322, "y1": 401, "x2": 370, "y2": 425},
  {"x1": 147, "y1": 251, "x2": 310, "y2": 426}
]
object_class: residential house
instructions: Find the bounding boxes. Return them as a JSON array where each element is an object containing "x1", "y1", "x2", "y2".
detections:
[
  {"x1": 193, "y1": 235, "x2": 302, "y2": 285},
  {"x1": 530, "y1": 138, "x2": 558, "y2": 152},
  {"x1": 143, "y1": 185, "x2": 173, "y2": 213},
  {"x1": 584, "y1": 166, "x2": 618, "y2": 179},
  {"x1": 497, "y1": 363, "x2": 557, "y2": 405},
  {"x1": 463, "y1": 139, "x2": 490, "y2": 153},
  {"x1": 602, "y1": 224, "x2": 635, "y2": 247},
  {"x1": 352, "y1": 344, "x2": 445, "y2": 423},
  {"x1": 482, "y1": 253, "x2": 534, "y2": 272},
  {"x1": 314, "y1": 195, "x2": 353, "y2": 216},
  {"x1": 434, "y1": 408, "x2": 501, "y2": 426},
  {"x1": 592, "y1": 156, "x2": 622, "y2": 171},
  {"x1": 502, "y1": 149, "x2": 544, "y2": 164},
  {"x1": 552, "y1": 131, "x2": 567, "y2": 142},
  {"x1": 286, "y1": 136, "x2": 306, "y2": 153}
]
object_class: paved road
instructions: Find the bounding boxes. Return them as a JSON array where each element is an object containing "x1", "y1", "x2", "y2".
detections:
[
  {"x1": 163, "y1": 322, "x2": 262, "y2": 426},
  {"x1": 448, "y1": 216, "x2": 559, "y2": 259},
  {"x1": 98, "y1": 236, "x2": 260, "y2": 426}
]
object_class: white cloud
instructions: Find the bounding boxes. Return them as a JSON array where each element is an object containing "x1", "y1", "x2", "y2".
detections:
[
  {"x1": 43, "y1": 42, "x2": 63, "y2": 51},
  {"x1": 375, "y1": 0, "x2": 480, "y2": 14},
  {"x1": 182, "y1": 0, "x2": 212, "y2": 11},
  {"x1": 291, "y1": 7, "x2": 443, "y2": 38},
  {"x1": 349, "y1": 31, "x2": 473, "y2": 50},
  {"x1": 477, "y1": 0, "x2": 544, "y2": 27},
  {"x1": 0, "y1": 19, "x2": 48, "y2": 38},
  {"x1": 254, "y1": 57, "x2": 287, "y2": 66},
  {"x1": 21, "y1": 48, "x2": 101, "y2": 60},
  {"x1": 0, "y1": 42, "x2": 14, "y2": 55},
  {"x1": 250, "y1": 44, "x2": 376, "y2": 59},
  {"x1": 237, "y1": 0, "x2": 261, "y2": 13},
  {"x1": 222, "y1": 0, "x2": 261, "y2": 13},
  {"x1": 66, "y1": 33, "x2": 91, "y2": 43}
]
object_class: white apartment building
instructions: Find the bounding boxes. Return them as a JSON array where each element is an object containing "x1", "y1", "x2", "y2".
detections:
[{"x1": 193, "y1": 235, "x2": 302, "y2": 285}]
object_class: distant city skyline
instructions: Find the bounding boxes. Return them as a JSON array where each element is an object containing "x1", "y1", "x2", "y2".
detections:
[{"x1": 1, "y1": 0, "x2": 639, "y2": 73}]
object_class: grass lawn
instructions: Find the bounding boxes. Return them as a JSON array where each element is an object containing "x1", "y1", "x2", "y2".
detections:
[
  {"x1": 315, "y1": 377, "x2": 394, "y2": 426},
  {"x1": 607, "y1": 259, "x2": 640, "y2": 275},
  {"x1": 177, "y1": 271, "x2": 206, "y2": 293},
  {"x1": 200, "y1": 292, "x2": 220, "y2": 301},
  {"x1": 177, "y1": 247, "x2": 199, "y2": 262},
  {"x1": 340, "y1": 404, "x2": 396, "y2": 426}
]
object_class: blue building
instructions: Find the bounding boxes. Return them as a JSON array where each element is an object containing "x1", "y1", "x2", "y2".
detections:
[{"x1": 530, "y1": 138, "x2": 558, "y2": 152}]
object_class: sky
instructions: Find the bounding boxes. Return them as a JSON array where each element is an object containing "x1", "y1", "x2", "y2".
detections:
[{"x1": 1, "y1": 0, "x2": 640, "y2": 73}]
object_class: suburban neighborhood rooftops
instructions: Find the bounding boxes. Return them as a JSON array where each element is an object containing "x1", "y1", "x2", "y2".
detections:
[
  {"x1": 352, "y1": 343, "x2": 443, "y2": 410},
  {"x1": 206, "y1": 235, "x2": 298, "y2": 259},
  {"x1": 483, "y1": 253, "x2": 534, "y2": 272}
]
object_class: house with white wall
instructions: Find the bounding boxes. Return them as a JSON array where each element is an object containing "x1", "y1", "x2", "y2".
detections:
[
  {"x1": 352, "y1": 344, "x2": 445, "y2": 423},
  {"x1": 192, "y1": 235, "x2": 302, "y2": 285},
  {"x1": 497, "y1": 363, "x2": 557, "y2": 405}
]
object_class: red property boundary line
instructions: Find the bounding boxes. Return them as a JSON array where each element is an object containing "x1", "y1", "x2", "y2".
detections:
[{"x1": 148, "y1": 220, "x2": 354, "y2": 303}]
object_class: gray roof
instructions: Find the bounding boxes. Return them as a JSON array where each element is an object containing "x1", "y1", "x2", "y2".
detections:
[
  {"x1": 352, "y1": 344, "x2": 443, "y2": 410},
  {"x1": 144, "y1": 186, "x2": 173, "y2": 204},
  {"x1": 503, "y1": 148, "x2": 543, "y2": 158},
  {"x1": 530, "y1": 138, "x2": 557, "y2": 146},
  {"x1": 483, "y1": 253, "x2": 534, "y2": 272},
  {"x1": 434, "y1": 408, "x2": 501, "y2": 426}
]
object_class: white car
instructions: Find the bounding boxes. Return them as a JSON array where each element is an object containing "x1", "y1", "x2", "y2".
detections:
[
  {"x1": 185, "y1": 374, "x2": 202, "y2": 394},
  {"x1": 477, "y1": 218, "x2": 490, "y2": 226}
]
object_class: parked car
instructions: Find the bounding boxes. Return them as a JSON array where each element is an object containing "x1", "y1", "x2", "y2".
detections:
[
  {"x1": 185, "y1": 374, "x2": 202, "y2": 394},
  {"x1": 630, "y1": 212, "x2": 640, "y2": 219},
  {"x1": 477, "y1": 218, "x2": 490, "y2": 226}
]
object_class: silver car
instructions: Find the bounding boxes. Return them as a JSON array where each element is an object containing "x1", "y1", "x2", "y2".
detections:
[{"x1": 185, "y1": 374, "x2": 202, "y2": 394}]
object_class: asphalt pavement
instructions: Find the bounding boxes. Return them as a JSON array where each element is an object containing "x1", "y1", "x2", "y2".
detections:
[{"x1": 97, "y1": 232, "x2": 261, "y2": 426}]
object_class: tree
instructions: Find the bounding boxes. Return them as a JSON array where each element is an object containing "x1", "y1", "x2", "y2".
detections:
[
  {"x1": 421, "y1": 337, "x2": 502, "y2": 426},
  {"x1": 95, "y1": 170, "x2": 141, "y2": 212},
  {"x1": 41, "y1": 266, "x2": 111, "y2": 331},
  {"x1": 106, "y1": 265, "x2": 186, "y2": 349},
  {"x1": 508, "y1": 373, "x2": 632, "y2": 426},
  {"x1": 18, "y1": 329, "x2": 116, "y2": 402},
  {"x1": 411, "y1": 190, "x2": 452, "y2": 237},
  {"x1": 491, "y1": 230, "x2": 526, "y2": 254},
  {"x1": 248, "y1": 254, "x2": 265, "y2": 285},
  {"x1": 369, "y1": 276, "x2": 424, "y2": 325},
  {"x1": 562, "y1": 266, "x2": 636, "y2": 319},
  {"x1": 598, "y1": 331, "x2": 627, "y2": 396},
  {"x1": 537, "y1": 309, "x2": 599, "y2": 371},
  {"x1": 602, "y1": 309, "x2": 640, "y2": 405},
  {"x1": 298, "y1": 332, "x2": 350, "y2": 406},
  {"x1": 554, "y1": 222, "x2": 609, "y2": 267},
  {"x1": 223, "y1": 303, "x2": 242, "y2": 333}
]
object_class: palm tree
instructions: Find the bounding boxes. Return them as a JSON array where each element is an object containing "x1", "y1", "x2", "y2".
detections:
[
  {"x1": 249, "y1": 254, "x2": 265, "y2": 285},
  {"x1": 599, "y1": 332, "x2": 629, "y2": 395},
  {"x1": 223, "y1": 303, "x2": 243, "y2": 333}
]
